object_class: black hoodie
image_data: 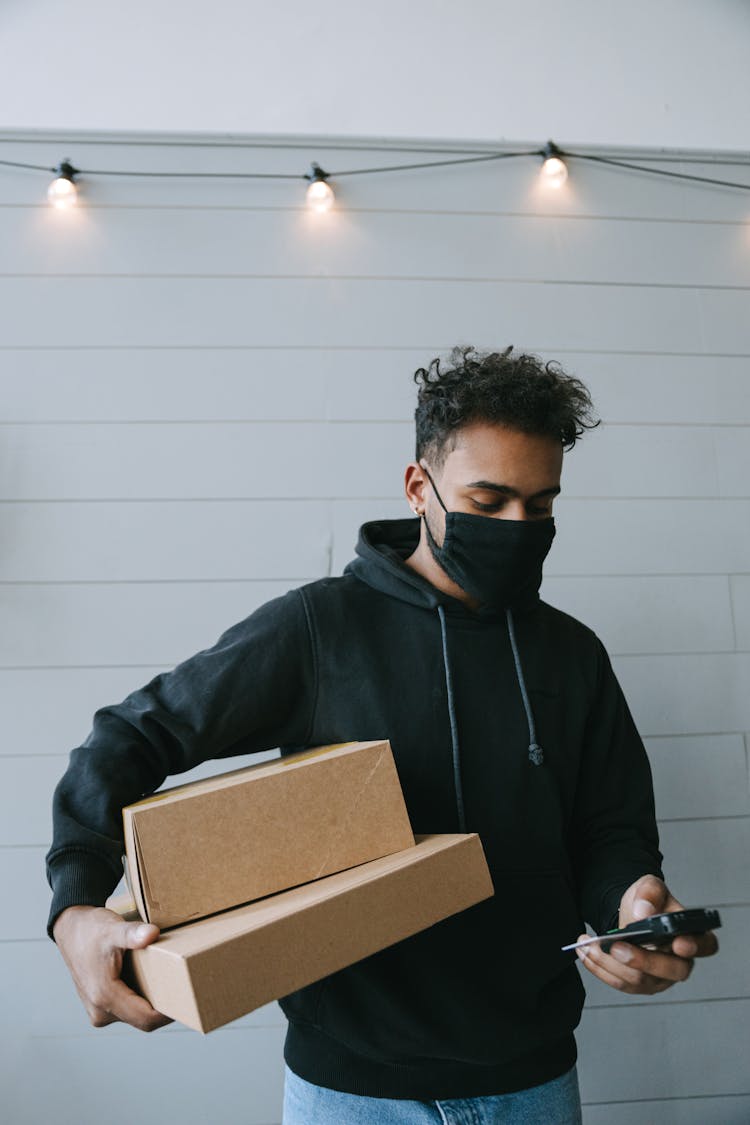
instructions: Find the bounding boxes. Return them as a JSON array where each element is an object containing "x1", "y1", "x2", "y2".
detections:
[{"x1": 45, "y1": 516, "x2": 663, "y2": 1100}]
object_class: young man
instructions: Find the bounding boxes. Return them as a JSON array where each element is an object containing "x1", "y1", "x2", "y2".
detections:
[{"x1": 46, "y1": 345, "x2": 718, "y2": 1124}]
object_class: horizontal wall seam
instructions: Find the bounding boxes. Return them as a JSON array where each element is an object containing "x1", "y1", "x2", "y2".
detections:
[
  {"x1": 0, "y1": 420, "x2": 748, "y2": 429},
  {"x1": 16, "y1": 731, "x2": 744, "y2": 740},
  {"x1": 1, "y1": 345, "x2": 750, "y2": 357},
  {"x1": 1, "y1": 573, "x2": 748, "y2": 581},
  {"x1": 582, "y1": 1092, "x2": 750, "y2": 1106},
  {"x1": 1, "y1": 660, "x2": 749, "y2": 670},
  {"x1": 1, "y1": 653, "x2": 749, "y2": 663},
  {"x1": 5, "y1": 578, "x2": 745, "y2": 587},
  {"x1": 0, "y1": 578, "x2": 313, "y2": 586},
  {"x1": 0, "y1": 496, "x2": 749, "y2": 504},
  {"x1": 2, "y1": 272, "x2": 750, "y2": 291},
  {"x1": 3, "y1": 820, "x2": 748, "y2": 845},
  {"x1": 3, "y1": 131, "x2": 749, "y2": 160},
  {"x1": 586, "y1": 996, "x2": 750, "y2": 1012},
  {"x1": 5, "y1": 202, "x2": 750, "y2": 226}
]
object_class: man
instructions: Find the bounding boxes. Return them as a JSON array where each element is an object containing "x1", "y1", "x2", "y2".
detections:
[{"x1": 47, "y1": 345, "x2": 718, "y2": 1124}]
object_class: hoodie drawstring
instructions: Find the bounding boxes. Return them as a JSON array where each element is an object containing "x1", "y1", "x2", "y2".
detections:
[
  {"x1": 505, "y1": 608, "x2": 545, "y2": 767},
  {"x1": 437, "y1": 604, "x2": 467, "y2": 833},
  {"x1": 437, "y1": 604, "x2": 544, "y2": 834}
]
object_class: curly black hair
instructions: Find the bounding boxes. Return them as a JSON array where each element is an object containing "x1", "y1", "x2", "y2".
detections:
[{"x1": 413, "y1": 344, "x2": 600, "y2": 469}]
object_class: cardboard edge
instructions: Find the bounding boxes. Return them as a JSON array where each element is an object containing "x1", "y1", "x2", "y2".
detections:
[
  {"x1": 125, "y1": 740, "x2": 390, "y2": 811},
  {"x1": 106, "y1": 890, "x2": 140, "y2": 920},
  {"x1": 160, "y1": 834, "x2": 494, "y2": 956},
  {"x1": 127, "y1": 942, "x2": 204, "y2": 1033},
  {"x1": 104, "y1": 891, "x2": 205, "y2": 1032},
  {"x1": 122, "y1": 810, "x2": 151, "y2": 924}
]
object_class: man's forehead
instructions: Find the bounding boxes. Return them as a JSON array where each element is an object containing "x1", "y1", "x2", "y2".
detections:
[{"x1": 446, "y1": 425, "x2": 563, "y2": 471}]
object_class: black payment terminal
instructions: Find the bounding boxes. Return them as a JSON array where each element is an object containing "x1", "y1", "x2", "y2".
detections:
[{"x1": 562, "y1": 907, "x2": 722, "y2": 954}]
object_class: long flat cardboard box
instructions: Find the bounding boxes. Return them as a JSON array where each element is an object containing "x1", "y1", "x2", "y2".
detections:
[
  {"x1": 106, "y1": 832, "x2": 494, "y2": 1033},
  {"x1": 121, "y1": 740, "x2": 415, "y2": 929}
]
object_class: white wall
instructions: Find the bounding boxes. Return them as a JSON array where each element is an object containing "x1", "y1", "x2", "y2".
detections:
[
  {"x1": 1, "y1": 129, "x2": 749, "y2": 1124},
  {"x1": 2, "y1": 0, "x2": 750, "y2": 149}
]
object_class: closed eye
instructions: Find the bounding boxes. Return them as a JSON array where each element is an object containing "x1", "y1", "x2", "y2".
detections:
[{"x1": 472, "y1": 500, "x2": 552, "y2": 516}]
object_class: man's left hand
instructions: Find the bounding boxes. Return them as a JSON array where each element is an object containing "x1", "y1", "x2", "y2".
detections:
[{"x1": 573, "y1": 874, "x2": 719, "y2": 995}]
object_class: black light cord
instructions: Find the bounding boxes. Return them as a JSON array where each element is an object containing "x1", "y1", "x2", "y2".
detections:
[
  {"x1": 0, "y1": 157, "x2": 65, "y2": 173},
  {"x1": 565, "y1": 150, "x2": 750, "y2": 192},
  {"x1": 0, "y1": 148, "x2": 541, "y2": 179},
  {"x1": 2, "y1": 142, "x2": 750, "y2": 191},
  {"x1": 0, "y1": 156, "x2": 302, "y2": 179},
  {"x1": 314, "y1": 149, "x2": 542, "y2": 177}
]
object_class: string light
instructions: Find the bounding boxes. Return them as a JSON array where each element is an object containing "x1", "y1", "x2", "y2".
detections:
[
  {"x1": 540, "y1": 141, "x2": 568, "y2": 188},
  {"x1": 47, "y1": 159, "x2": 79, "y2": 208},
  {"x1": 304, "y1": 162, "x2": 335, "y2": 211},
  {"x1": 2, "y1": 142, "x2": 750, "y2": 210}
]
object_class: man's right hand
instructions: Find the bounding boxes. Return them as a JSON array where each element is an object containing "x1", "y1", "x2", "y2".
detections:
[{"x1": 52, "y1": 905, "x2": 174, "y2": 1032}]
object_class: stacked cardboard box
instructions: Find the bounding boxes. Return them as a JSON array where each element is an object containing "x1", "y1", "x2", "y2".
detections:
[{"x1": 106, "y1": 739, "x2": 494, "y2": 1033}]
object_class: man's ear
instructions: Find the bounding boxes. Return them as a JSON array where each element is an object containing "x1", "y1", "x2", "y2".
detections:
[{"x1": 404, "y1": 462, "x2": 428, "y2": 515}]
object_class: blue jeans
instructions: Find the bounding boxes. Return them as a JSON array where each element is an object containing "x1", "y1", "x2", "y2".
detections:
[{"x1": 282, "y1": 1061, "x2": 583, "y2": 1124}]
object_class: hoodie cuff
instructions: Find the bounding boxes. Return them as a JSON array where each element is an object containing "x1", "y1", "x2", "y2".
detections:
[{"x1": 46, "y1": 851, "x2": 122, "y2": 944}]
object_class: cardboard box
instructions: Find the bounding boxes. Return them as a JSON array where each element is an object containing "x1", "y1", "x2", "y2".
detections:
[
  {"x1": 122, "y1": 740, "x2": 415, "y2": 929},
  {"x1": 107, "y1": 832, "x2": 494, "y2": 1033}
]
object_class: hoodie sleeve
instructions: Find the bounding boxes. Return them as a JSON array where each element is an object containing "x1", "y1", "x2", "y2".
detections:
[
  {"x1": 569, "y1": 634, "x2": 664, "y2": 935},
  {"x1": 44, "y1": 586, "x2": 317, "y2": 943}
]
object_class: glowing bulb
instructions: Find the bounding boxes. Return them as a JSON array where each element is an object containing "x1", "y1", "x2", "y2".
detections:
[
  {"x1": 48, "y1": 160, "x2": 79, "y2": 208},
  {"x1": 305, "y1": 163, "x2": 335, "y2": 212},
  {"x1": 306, "y1": 178, "x2": 334, "y2": 211},
  {"x1": 48, "y1": 177, "x2": 77, "y2": 207},
  {"x1": 541, "y1": 156, "x2": 568, "y2": 188},
  {"x1": 540, "y1": 142, "x2": 568, "y2": 189}
]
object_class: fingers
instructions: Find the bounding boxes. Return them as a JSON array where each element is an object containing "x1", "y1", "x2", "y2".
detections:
[
  {"x1": 574, "y1": 933, "x2": 693, "y2": 995},
  {"x1": 671, "y1": 930, "x2": 720, "y2": 959},
  {"x1": 578, "y1": 949, "x2": 674, "y2": 994},
  {"x1": 93, "y1": 976, "x2": 174, "y2": 1032},
  {"x1": 608, "y1": 941, "x2": 694, "y2": 983},
  {"x1": 59, "y1": 907, "x2": 173, "y2": 1032},
  {"x1": 99, "y1": 918, "x2": 173, "y2": 1030}
]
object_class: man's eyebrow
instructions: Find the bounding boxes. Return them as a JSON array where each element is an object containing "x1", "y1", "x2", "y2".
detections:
[{"x1": 465, "y1": 480, "x2": 561, "y2": 500}]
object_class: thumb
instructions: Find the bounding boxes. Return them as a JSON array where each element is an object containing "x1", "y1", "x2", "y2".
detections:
[
  {"x1": 118, "y1": 920, "x2": 161, "y2": 948},
  {"x1": 631, "y1": 875, "x2": 667, "y2": 920}
]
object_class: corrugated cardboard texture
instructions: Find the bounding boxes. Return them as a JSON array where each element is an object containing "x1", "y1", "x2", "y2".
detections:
[
  {"x1": 107, "y1": 832, "x2": 494, "y2": 1033},
  {"x1": 121, "y1": 740, "x2": 415, "y2": 928}
]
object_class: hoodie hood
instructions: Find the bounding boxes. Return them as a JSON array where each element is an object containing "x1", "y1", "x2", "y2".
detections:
[
  {"x1": 343, "y1": 515, "x2": 542, "y2": 621},
  {"x1": 344, "y1": 515, "x2": 452, "y2": 610}
]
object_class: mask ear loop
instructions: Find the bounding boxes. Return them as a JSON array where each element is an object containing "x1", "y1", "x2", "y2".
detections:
[{"x1": 420, "y1": 462, "x2": 449, "y2": 514}]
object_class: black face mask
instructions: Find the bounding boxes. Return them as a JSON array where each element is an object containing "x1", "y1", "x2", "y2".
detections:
[{"x1": 420, "y1": 464, "x2": 556, "y2": 610}]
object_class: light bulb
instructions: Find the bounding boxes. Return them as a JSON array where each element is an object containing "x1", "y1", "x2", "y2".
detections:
[
  {"x1": 540, "y1": 142, "x2": 568, "y2": 189},
  {"x1": 48, "y1": 160, "x2": 79, "y2": 208},
  {"x1": 541, "y1": 156, "x2": 568, "y2": 188},
  {"x1": 305, "y1": 163, "x2": 335, "y2": 212},
  {"x1": 306, "y1": 178, "x2": 334, "y2": 211}
]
